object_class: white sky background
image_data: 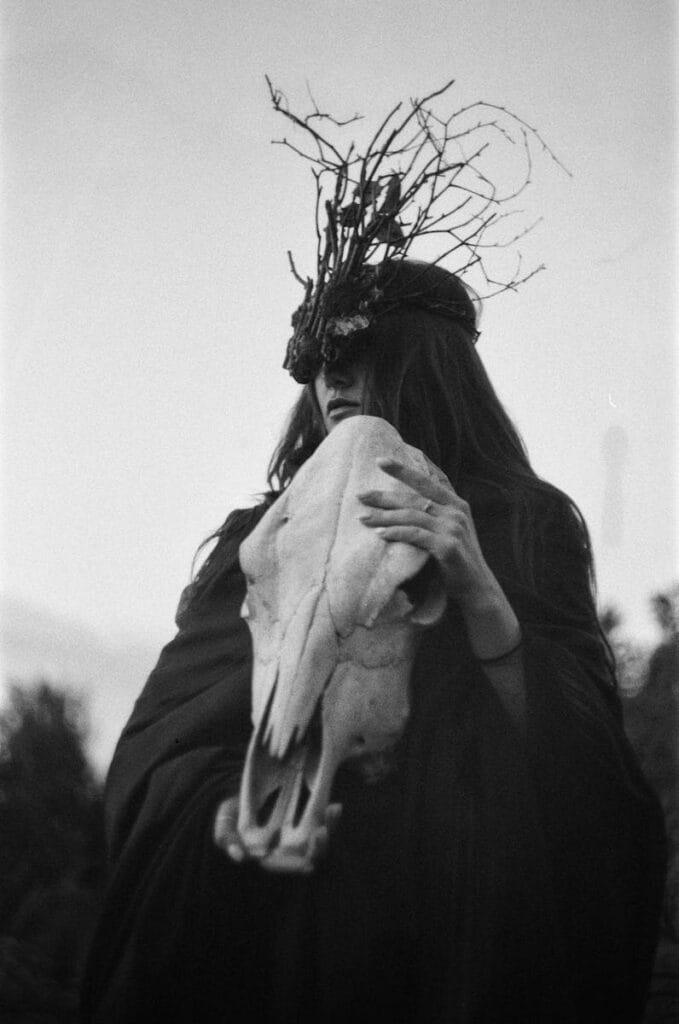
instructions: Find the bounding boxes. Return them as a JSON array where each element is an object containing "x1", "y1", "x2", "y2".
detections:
[{"x1": 3, "y1": 0, "x2": 677, "y2": 665}]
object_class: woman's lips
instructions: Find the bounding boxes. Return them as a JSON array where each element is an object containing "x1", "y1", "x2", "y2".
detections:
[{"x1": 327, "y1": 402, "x2": 360, "y2": 420}]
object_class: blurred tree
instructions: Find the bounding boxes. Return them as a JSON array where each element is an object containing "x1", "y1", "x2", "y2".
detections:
[
  {"x1": 650, "y1": 585, "x2": 679, "y2": 641},
  {"x1": 600, "y1": 604, "x2": 623, "y2": 636},
  {"x1": 625, "y1": 589, "x2": 679, "y2": 806},
  {"x1": 600, "y1": 602, "x2": 649, "y2": 695},
  {"x1": 619, "y1": 589, "x2": 679, "y2": 1022},
  {"x1": 0, "y1": 680, "x2": 105, "y2": 1020}
]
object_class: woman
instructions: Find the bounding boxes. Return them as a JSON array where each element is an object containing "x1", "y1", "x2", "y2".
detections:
[{"x1": 81, "y1": 260, "x2": 665, "y2": 1023}]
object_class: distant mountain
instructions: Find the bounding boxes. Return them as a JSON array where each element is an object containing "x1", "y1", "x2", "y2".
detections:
[{"x1": 0, "y1": 594, "x2": 160, "y2": 776}]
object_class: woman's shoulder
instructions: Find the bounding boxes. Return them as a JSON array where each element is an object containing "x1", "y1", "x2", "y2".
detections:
[
  {"x1": 527, "y1": 482, "x2": 590, "y2": 558},
  {"x1": 194, "y1": 502, "x2": 270, "y2": 573},
  {"x1": 466, "y1": 473, "x2": 593, "y2": 600},
  {"x1": 175, "y1": 501, "x2": 271, "y2": 627},
  {"x1": 465, "y1": 474, "x2": 583, "y2": 539},
  {"x1": 218, "y1": 503, "x2": 271, "y2": 542},
  {"x1": 515, "y1": 482, "x2": 599, "y2": 624}
]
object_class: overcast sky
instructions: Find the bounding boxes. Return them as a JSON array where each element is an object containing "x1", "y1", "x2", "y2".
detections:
[{"x1": 3, "y1": 0, "x2": 677, "y2": 687}]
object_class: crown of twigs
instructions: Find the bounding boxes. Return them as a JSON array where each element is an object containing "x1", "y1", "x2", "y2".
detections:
[{"x1": 267, "y1": 76, "x2": 569, "y2": 383}]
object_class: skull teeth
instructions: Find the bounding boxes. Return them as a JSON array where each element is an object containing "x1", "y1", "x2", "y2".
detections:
[
  {"x1": 239, "y1": 696, "x2": 325, "y2": 853},
  {"x1": 263, "y1": 680, "x2": 325, "y2": 762}
]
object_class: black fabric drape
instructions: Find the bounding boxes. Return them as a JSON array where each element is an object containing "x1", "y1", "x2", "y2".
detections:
[{"x1": 81, "y1": 496, "x2": 665, "y2": 1024}]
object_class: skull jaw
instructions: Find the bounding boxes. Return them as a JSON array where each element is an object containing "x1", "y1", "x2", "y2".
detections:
[
  {"x1": 237, "y1": 716, "x2": 404, "y2": 866},
  {"x1": 237, "y1": 721, "x2": 342, "y2": 864},
  {"x1": 238, "y1": 659, "x2": 415, "y2": 865}
]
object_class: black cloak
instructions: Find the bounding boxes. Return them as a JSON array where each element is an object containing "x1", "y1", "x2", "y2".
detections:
[{"x1": 81, "y1": 488, "x2": 665, "y2": 1024}]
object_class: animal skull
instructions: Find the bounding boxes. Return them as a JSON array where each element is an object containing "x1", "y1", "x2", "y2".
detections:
[{"x1": 237, "y1": 415, "x2": 446, "y2": 865}]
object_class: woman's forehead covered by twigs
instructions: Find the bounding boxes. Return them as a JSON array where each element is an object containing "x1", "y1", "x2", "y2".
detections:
[{"x1": 265, "y1": 76, "x2": 569, "y2": 383}]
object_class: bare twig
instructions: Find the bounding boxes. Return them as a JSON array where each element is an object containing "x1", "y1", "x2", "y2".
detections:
[
  {"x1": 287, "y1": 250, "x2": 308, "y2": 287},
  {"x1": 267, "y1": 74, "x2": 567, "y2": 315}
]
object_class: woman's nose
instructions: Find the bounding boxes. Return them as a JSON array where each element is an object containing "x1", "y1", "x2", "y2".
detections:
[{"x1": 324, "y1": 365, "x2": 354, "y2": 388}]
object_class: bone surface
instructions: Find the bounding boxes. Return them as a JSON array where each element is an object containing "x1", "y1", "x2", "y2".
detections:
[{"x1": 237, "y1": 415, "x2": 446, "y2": 866}]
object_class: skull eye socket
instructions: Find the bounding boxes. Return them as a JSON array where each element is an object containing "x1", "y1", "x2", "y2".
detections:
[
  {"x1": 398, "y1": 558, "x2": 447, "y2": 627},
  {"x1": 399, "y1": 558, "x2": 439, "y2": 606}
]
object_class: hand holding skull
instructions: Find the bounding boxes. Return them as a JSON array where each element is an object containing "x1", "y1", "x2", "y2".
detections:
[{"x1": 359, "y1": 458, "x2": 522, "y2": 662}]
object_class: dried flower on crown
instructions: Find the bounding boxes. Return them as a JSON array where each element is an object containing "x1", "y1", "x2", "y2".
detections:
[{"x1": 265, "y1": 76, "x2": 569, "y2": 383}]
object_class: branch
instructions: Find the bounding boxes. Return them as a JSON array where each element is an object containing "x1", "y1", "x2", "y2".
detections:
[{"x1": 266, "y1": 74, "x2": 568, "y2": 302}]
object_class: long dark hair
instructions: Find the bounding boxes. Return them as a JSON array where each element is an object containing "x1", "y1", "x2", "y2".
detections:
[
  {"x1": 269, "y1": 261, "x2": 568, "y2": 573},
  {"x1": 269, "y1": 307, "x2": 534, "y2": 496}
]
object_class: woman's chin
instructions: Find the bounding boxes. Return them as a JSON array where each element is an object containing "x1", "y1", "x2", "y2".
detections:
[{"x1": 327, "y1": 408, "x2": 361, "y2": 431}]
